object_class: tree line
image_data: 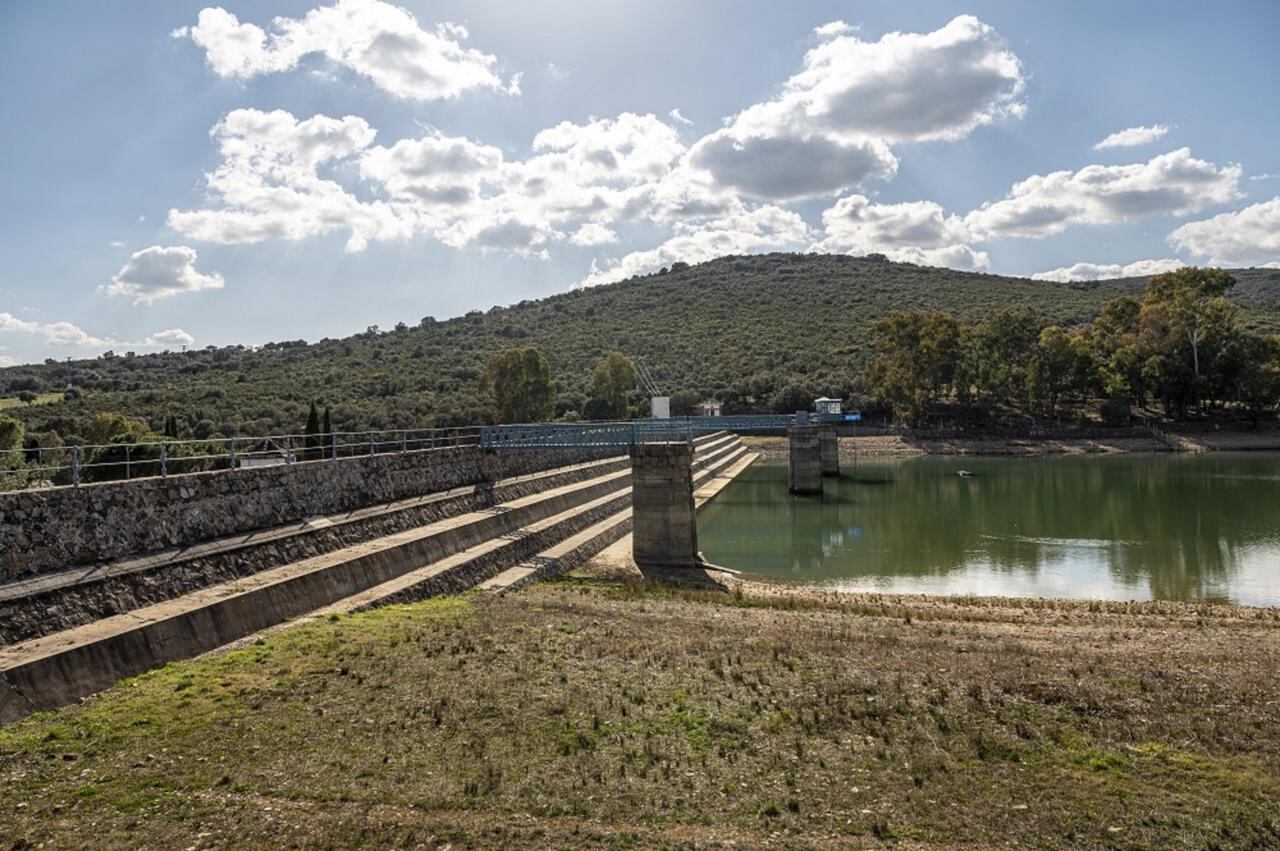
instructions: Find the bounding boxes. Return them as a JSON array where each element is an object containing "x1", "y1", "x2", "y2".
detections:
[
  {"x1": 3, "y1": 264, "x2": 1279, "y2": 490},
  {"x1": 865, "y1": 268, "x2": 1280, "y2": 426}
]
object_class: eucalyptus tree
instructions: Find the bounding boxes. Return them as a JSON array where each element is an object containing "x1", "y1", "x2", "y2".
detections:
[{"x1": 483, "y1": 347, "x2": 555, "y2": 424}]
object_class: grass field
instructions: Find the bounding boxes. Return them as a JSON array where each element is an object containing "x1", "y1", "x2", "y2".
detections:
[
  {"x1": 0, "y1": 392, "x2": 61, "y2": 410},
  {"x1": 3, "y1": 581, "x2": 1279, "y2": 848}
]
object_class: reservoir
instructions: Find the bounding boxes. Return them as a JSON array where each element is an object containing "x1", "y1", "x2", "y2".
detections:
[{"x1": 697, "y1": 453, "x2": 1280, "y2": 606}]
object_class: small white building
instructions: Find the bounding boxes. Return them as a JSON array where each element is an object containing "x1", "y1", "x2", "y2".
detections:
[
  {"x1": 814, "y1": 397, "x2": 843, "y2": 420},
  {"x1": 697, "y1": 399, "x2": 723, "y2": 417}
]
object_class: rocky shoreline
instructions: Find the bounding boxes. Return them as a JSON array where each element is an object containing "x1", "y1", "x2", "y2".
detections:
[{"x1": 743, "y1": 427, "x2": 1280, "y2": 457}]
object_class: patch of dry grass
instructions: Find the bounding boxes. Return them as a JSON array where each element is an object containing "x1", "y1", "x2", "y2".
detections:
[{"x1": 2, "y1": 582, "x2": 1279, "y2": 849}]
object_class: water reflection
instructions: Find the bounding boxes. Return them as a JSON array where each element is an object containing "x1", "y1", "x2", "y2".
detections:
[{"x1": 697, "y1": 454, "x2": 1280, "y2": 606}]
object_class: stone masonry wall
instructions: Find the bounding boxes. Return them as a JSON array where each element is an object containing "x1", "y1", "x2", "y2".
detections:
[{"x1": 0, "y1": 445, "x2": 615, "y2": 583}]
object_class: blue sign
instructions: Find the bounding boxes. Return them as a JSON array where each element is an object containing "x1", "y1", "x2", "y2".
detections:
[{"x1": 843, "y1": 412, "x2": 862, "y2": 422}]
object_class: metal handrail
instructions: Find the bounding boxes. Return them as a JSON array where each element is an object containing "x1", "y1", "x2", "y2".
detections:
[
  {"x1": 0, "y1": 425, "x2": 485, "y2": 489},
  {"x1": 0, "y1": 414, "x2": 803, "y2": 491},
  {"x1": 478, "y1": 415, "x2": 798, "y2": 449}
]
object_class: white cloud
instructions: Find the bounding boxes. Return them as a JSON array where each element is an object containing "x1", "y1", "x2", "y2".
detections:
[
  {"x1": 579, "y1": 205, "x2": 811, "y2": 286},
  {"x1": 433, "y1": 112, "x2": 687, "y2": 253},
  {"x1": 0, "y1": 313, "x2": 108, "y2": 347},
  {"x1": 164, "y1": 18, "x2": 1032, "y2": 267},
  {"x1": 168, "y1": 109, "x2": 419, "y2": 252},
  {"x1": 0, "y1": 314, "x2": 39, "y2": 334},
  {"x1": 1030, "y1": 258, "x2": 1184, "y2": 282},
  {"x1": 813, "y1": 20, "x2": 857, "y2": 38},
  {"x1": 359, "y1": 131, "x2": 503, "y2": 207},
  {"x1": 625, "y1": 160, "x2": 739, "y2": 223},
  {"x1": 687, "y1": 15, "x2": 1024, "y2": 200},
  {"x1": 810, "y1": 194, "x2": 988, "y2": 270},
  {"x1": 965, "y1": 148, "x2": 1243, "y2": 239},
  {"x1": 145, "y1": 329, "x2": 196, "y2": 348},
  {"x1": 182, "y1": 0, "x2": 515, "y2": 100},
  {"x1": 528, "y1": 113, "x2": 685, "y2": 186},
  {"x1": 436, "y1": 214, "x2": 560, "y2": 258},
  {"x1": 109, "y1": 240, "x2": 125, "y2": 248},
  {"x1": 792, "y1": 15, "x2": 1025, "y2": 143},
  {"x1": 800, "y1": 150, "x2": 1241, "y2": 273},
  {"x1": 1249, "y1": 173, "x2": 1280, "y2": 181},
  {"x1": 1168, "y1": 197, "x2": 1280, "y2": 264},
  {"x1": 689, "y1": 131, "x2": 897, "y2": 201},
  {"x1": 171, "y1": 108, "x2": 700, "y2": 256},
  {"x1": 0, "y1": 356, "x2": 14, "y2": 368},
  {"x1": 104, "y1": 245, "x2": 225, "y2": 304},
  {"x1": 1093, "y1": 123, "x2": 1170, "y2": 150},
  {"x1": 0, "y1": 312, "x2": 195, "y2": 351},
  {"x1": 569, "y1": 223, "x2": 618, "y2": 246}
]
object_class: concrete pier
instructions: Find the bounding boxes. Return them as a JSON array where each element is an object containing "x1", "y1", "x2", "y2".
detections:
[
  {"x1": 819, "y1": 427, "x2": 840, "y2": 477},
  {"x1": 788, "y1": 426, "x2": 823, "y2": 494},
  {"x1": 630, "y1": 442, "x2": 699, "y2": 568}
]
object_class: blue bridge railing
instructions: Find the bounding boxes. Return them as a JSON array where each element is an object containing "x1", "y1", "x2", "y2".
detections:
[{"x1": 480, "y1": 415, "x2": 797, "y2": 449}]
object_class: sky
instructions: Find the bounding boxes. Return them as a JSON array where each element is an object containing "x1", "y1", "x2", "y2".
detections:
[{"x1": 2, "y1": 0, "x2": 1279, "y2": 366}]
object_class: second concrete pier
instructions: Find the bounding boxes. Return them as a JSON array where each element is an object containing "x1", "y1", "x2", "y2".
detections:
[
  {"x1": 819, "y1": 426, "x2": 840, "y2": 477},
  {"x1": 788, "y1": 426, "x2": 823, "y2": 494}
]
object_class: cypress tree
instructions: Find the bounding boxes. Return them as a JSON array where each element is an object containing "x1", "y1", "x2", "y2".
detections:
[
  {"x1": 304, "y1": 402, "x2": 320, "y2": 460},
  {"x1": 322, "y1": 407, "x2": 333, "y2": 458}
]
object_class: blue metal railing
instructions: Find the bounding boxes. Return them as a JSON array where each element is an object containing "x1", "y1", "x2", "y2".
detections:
[
  {"x1": 481, "y1": 420, "x2": 691, "y2": 449},
  {"x1": 480, "y1": 415, "x2": 797, "y2": 449}
]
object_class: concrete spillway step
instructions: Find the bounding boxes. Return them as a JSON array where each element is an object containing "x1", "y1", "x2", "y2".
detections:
[
  {"x1": 478, "y1": 510, "x2": 637, "y2": 594},
  {"x1": 0, "y1": 434, "x2": 744, "y2": 723},
  {"x1": 481, "y1": 442, "x2": 757, "y2": 594},
  {"x1": 314, "y1": 489, "x2": 635, "y2": 613},
  {"x1": 693, "y1": 433, "x2": 748, "y2": 471},
  {"x1": 0, "y1": 452, "x2": 630, "y2": 646},
  {"x1": 693, "y1": 447, "x2": 759, "y2": 507},
  {"x1": 0, "y1": 460, "x2": 635, "y2": 722},
  {"x1": 319, "y1": 435, "x2": 747, "y2": 609}
]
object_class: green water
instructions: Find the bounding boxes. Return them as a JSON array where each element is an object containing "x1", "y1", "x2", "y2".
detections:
[{"x1": 697, "y1": 453, "x2": 1280, "y2": 606}]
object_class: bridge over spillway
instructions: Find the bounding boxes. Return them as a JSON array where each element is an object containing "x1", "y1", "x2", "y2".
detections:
[{"x1": 480, "y1": 415, "x2": 796, "y2": 448}]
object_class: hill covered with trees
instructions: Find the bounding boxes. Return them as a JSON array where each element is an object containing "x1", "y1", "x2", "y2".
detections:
[{"x1": 3, "y1": 254, "x2": 1280, "y2": 447}]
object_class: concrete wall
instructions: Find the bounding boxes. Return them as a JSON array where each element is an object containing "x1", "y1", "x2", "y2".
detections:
[{"x1": 0, "y1": 445, "x2": 614, "y2": 583}]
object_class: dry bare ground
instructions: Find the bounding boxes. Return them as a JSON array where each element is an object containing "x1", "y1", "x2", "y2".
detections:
[{"x1": 2, "y1": 581, "x2": 1279, "y2": 849}]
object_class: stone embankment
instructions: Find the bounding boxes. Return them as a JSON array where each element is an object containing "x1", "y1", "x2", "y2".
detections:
[{"x1": 0, "y1": 444, "x2": 616, "y2": 585}]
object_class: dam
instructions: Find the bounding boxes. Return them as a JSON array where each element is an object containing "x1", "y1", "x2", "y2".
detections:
[{"x1": 0, "y1": 420, "x2": 773, "y2": 723}]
